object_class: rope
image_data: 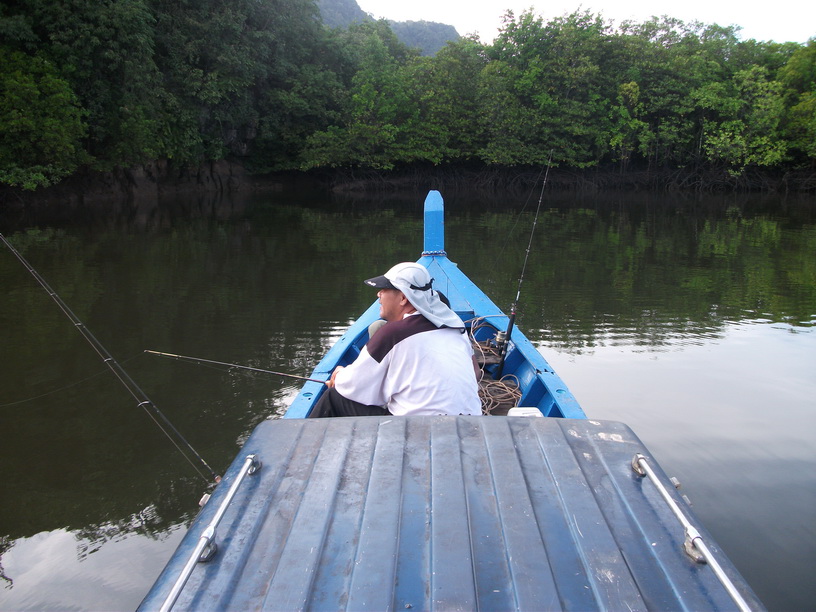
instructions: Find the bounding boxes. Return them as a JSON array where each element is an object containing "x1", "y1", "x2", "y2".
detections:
[
  {"x1": 479, "y1": 376, "x2": 522, "y2": 415},
  {"x1": 467, "y1": 317, "x2": 523, "y2": 414}
]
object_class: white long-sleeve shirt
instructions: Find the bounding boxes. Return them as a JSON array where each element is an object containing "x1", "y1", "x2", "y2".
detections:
[{"x1": 335, "y1": 314, "x2": 481, "y2": 416}]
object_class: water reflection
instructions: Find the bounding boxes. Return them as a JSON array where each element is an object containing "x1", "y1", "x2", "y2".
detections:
[
  {"x1": 1, "y1": 525, "x2": 186, "y2": 610},
  {"x1": 0, "y1": 190, "x2": 814, "y2": 610}
]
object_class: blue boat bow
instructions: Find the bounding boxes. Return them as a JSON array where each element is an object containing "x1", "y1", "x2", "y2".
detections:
[{"x1": 286, "y1": 190, "x2": 583, "y2": 419}]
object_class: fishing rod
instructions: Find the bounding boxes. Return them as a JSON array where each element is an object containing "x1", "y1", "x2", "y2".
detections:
[
  {"x1": 0, "y1": 232, "x2": 220, "y2": 484},
  {"x1": 145, "y1": 350, "x2": 327, "y2": 384},
  {"x1": 496, "y1": 151, "x2": 553, "y2": 377}
]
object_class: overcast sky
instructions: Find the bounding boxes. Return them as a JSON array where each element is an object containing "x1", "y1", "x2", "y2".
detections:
[{"x1": 355, "y1": 0, "x2": 814, "y2": 45}]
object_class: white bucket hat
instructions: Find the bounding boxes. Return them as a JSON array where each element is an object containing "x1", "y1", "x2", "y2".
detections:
[{"x1": 364, "y1": 262, "x2": 464, "y2": 329}]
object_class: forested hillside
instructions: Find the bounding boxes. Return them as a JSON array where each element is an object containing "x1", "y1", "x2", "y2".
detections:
[
  {"x1": 1, "y1": 1, "x2": 814, "y2": 192},
  {"x1": 318, "y1": 0, "x2": 460, "y2": 57},
  {"x1": 387, "y1": 21, "x2": 460, "y2": 56},
  {"x1": 317, "y1": 0, "x2": 368, "y2": 28}
]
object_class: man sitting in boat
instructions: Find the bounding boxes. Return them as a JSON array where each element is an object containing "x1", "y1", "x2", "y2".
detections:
[{"x1": 308, "y1": 262, "x2": 481, "y2": 417}]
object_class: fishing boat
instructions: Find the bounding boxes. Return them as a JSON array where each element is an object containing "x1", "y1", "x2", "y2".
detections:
[{"x1": 139, "y1": 191, "x2": 762, "y2": 611}]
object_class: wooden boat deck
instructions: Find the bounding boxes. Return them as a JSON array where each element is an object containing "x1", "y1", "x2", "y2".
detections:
[{"x1": 139, "y1": 416, "x2": 761, "y2": 611}]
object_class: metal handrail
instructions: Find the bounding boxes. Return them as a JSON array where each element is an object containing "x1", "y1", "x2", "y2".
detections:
[
  {"x1": 160, "y1": 454, "x2": 261, "y2": 612},
  {"x1": 632, "y1": 454, "x2": 753, "y2": 612}
]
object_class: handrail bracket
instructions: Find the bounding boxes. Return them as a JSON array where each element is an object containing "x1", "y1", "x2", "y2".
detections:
[
  {"x1": 631, "y1": 453, "x2": 752, "y2": 612},
  {"x1": 159, "y1": 454, "x2": 262, "y2": 612}
]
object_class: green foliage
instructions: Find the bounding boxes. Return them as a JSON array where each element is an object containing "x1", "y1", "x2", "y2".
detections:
[
  {"x1": 0, "y1": 2, "x2": 812, "y2": 190},
  {"x1": 476, "y1": 10, "x2": 614, "y2": 167},
  {"x1": 26, "y1": 0, "x2": 164, "y2": 167},
  {"x1": 784, "y1": 92, "x2": 816, "y2": 160},
  {"x1": 609, "y1": 81, "x2": 649, "y2": 169},
  {"x1": 302, "y1": 21, "x2": 419, "y2": 169},
  {"x1": 150, "y1": 0, "x2": 329, "y2": 165},
  {"x1": 411, "y1": 37, "x2": 488, "y2": 161},
  {"x1": 0, "y1": 49, "x2": 88, "y2": 189},
  {"x1": 697, "y1": 66, "x2": 787, "y2": 172},
  {"x1": 778, "y1": 39, "x2": 816, "y2": 161}
]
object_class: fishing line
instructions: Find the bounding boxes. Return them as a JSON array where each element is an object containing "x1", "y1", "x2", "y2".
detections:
[
  {"x1": 0, "y1": 354, "x2": 142, "y2": 408},
  {"x1": 493, "y1": 165, "x2": 549, "y2": 267},
  {"x1": 497, "y1": 150, "x2": 553, "y2": 376},
  {"x1": 0, "y1": 232, "x2": 220, "y2": 484},
  {"x1": 145, "y1": 350, "x2": 326, "y2": 384},
  {"x1": 513, "y1": 150, "x2": 553, "y2": 310}
]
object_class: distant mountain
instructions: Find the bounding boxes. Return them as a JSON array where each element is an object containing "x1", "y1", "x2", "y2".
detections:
[
  {"x1": 388, "y1": 20, "x2": 460, "y2": 56},
  {"x1": 317, "y1": 0, "x2": 460, "y2": 56},
  {"x1": 317, "y1": 0, "x2": 369, "y2": 28}
]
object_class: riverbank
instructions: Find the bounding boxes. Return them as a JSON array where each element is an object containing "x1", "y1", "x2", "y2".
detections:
[{"x1": 1, "y1": 160, "x2": 814, "y2": 214}]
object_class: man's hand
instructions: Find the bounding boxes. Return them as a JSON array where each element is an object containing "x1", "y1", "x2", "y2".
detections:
[{"x1": 326, "y1": 366, "x2": 345, "y2": 388}]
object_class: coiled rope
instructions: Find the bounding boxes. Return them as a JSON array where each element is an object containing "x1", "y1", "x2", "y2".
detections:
[{"x1": 468, "y1": 317, "x2": 523, "y2": 415}]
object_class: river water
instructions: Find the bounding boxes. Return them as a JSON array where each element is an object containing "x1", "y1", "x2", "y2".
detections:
[{"x1": 1, "y1": 187, "x2": 814, "y2": 610}]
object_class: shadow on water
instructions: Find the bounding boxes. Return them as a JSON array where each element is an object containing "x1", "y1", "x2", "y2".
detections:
[{"x1": 0, "y1": 186, "x2": 814, "y2": 610}]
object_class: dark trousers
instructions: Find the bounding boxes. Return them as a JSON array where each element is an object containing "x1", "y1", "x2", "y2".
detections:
[{"x1": 307, "y1": 387, "x2": 391, "y2": 418}]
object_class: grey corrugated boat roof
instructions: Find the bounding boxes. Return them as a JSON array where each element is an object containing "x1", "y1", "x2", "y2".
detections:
[{"x1": 140, "y1": 415, "x2": 762, "y2": 611}]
